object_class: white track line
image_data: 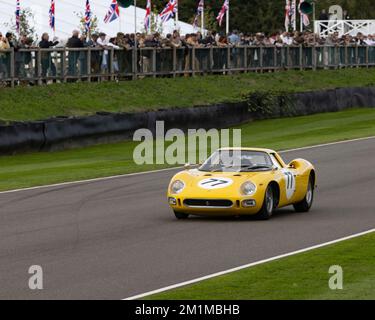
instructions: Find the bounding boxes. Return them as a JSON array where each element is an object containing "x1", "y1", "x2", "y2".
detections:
[
  {"x1": 124, "y1": 228, "x2": 375, "y2": 300},
  {"x1": 1, "y1": 135, "x2": 375, "y2": 195},
  {"x1": 280, "y1": 136, "x2": 375, "y2": 153}
]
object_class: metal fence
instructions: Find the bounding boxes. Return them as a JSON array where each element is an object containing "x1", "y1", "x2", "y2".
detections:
[{"x1": 0, "y1": 45, "x2": 374, "y2": 86}]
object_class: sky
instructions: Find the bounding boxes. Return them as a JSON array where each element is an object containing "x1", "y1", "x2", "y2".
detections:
[{"x1": 0, "y1": 0, "x2": 197, "y2": 40}]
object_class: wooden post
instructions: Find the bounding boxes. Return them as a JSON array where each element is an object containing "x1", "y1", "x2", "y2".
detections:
[
  {"x1": 62, "y1": 49, "x2": 67, "y2": 83},
  {"x1": 312, "y1": 45, "x2": 317, "y2": 71},
  {"x1": 152, "y1": 49, "x2": 157, "y2": 77},
  {"x1": 273, "y1": 47, "x2": 277, "y2": 71},
  {"x1": 210, "y1": 46, "x2": 213, "y2": 74},
  {"x1": 10, "y1": 48, "x2": 15, "y2": 88},
  {"x1": 192, "y1": 47, "x2": 196, "y2": 77},
  {"x1": 244, "y1": 46, "x2": 248, "y2": 73},
  {"x1": 172, "y1": 47, "x2": 177, "y2": 78},
  {"x1": 37, "y1": 48, "x2": 42, "y2": 85},
  {"x1": 227, "y1": 46, "x2": 231, "y2": 73},
  {"x1": 110, "y1": 48, "x2": 114, "y2": 81},
  {"x1": 87, "y1": 47, "x2": 91, "y2": 82}
]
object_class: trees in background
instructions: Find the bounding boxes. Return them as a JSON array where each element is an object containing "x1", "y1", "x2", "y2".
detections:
[
  {"x1": 3, "y1": 8, "x2": 37, "y2": 41},
  {"x1": 137, "y1": 0, "x2": 373, "y2": 34}
]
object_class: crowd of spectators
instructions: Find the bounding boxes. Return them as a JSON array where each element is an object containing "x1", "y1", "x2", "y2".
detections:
[
  {"x1": 63, "y1": 29, "x2": 375, "y2": 50},
  {"x1": 1, "y1": 27, "x2": 375, "y2": 82},
  {"x1": 2, "y1": 28, "x2": 375, "y2": 50}
]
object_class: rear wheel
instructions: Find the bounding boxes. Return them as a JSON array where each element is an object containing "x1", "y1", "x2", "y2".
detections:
[
  {"x1": 174, "y1": 211, "x2": 189, "y2": 220},
  {"x1": 293, "y1": 176, "x2": 314, "y2": 212},
  {"x1": 255, "y1": 185, "x2": 274, "y2": 220}
]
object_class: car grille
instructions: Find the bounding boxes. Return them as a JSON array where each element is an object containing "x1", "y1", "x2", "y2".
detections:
[{"x1": 183, "y1": 199, "x2": 233, "y2": 208}]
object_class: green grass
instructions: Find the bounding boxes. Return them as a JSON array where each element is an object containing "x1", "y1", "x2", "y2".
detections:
[
  {"x1": 0, "y1": 107, "x2": 374, "y2": 191},
  {"x1": 0, "y1": 69, "x2": 374, "y2": 121},
  {"x1": 146, "y1": 231, "x2": 375, "y2": 300}
]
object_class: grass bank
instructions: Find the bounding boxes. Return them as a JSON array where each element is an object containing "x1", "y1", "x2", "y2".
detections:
[
  {"x1": 0, "y1": 69, "x2": 374, "y2": 121},
  {"x1": 0, "y1": 108, "x2": 374, "y2": 191},
  {"x1": 146, "y1": 231, "x2": 375, "y2": 300}
]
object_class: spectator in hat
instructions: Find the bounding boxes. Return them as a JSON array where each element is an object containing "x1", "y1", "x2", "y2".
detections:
[
  {"x1": 97, "y1": 32, "x2": 120, "y2": 77},
  {"x1": 87, "y1": 33, "x2": 101, "y2": 77}
]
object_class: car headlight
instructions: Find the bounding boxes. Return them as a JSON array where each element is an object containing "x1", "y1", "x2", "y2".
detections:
[
  {"x1": 170, "y1": 180, "x2": 185, "y2": 194},
  {"x1": 240, "y1": 181, "x2": 257, "y2": 196}
]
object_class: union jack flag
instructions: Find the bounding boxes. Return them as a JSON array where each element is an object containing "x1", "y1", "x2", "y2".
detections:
[
  {"x1": 15, "y1": 0, "x2": 21, "y2": 34},
  {"x1": 144, "y1": 0, "x2": 151, "y2": 32},
  {"x1": 49, "y1": 0, "x2": 55, "y2": 31},
  {"x1": 159, "y1": 0, "x2": 177, "y2": 24},
  {"x1": 85, "y1": 0, "x2": 92, "y2": 33},
  {"x1": 193, "y1": 0, "x2": 204, "y2": 29},
  {"x1": 285, "y1": 0, "x2": 291, "y2": 31},
  {"x1": 216, "y1": 0, "x2": 229, "y2": 27},
  {"x1": 290, "y1": 0, "x2": 296, "y2": 29},
  {"x1": 104, "y1": 0, "x2": 120, "y2": 24},
  {"x1": 196, "y1": 0, "x2": 204, "y2": 15}
]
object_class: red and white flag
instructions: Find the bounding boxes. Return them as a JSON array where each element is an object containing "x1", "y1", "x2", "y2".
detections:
[
  {"x1": 159, "y1": 0, "x2": 177, "y2": 24},
  {"x1": 144, "y1": 0, "x2": 151, "y2": 32},
  {"x1": 104, "y1": 0, "x2": 120, "y2": 24},
  {"x1": 49, "y1": 0, "x2": 55, "y2": 31},
  {"x1": 216, "y1": 0, "x2": 229, "y2": 27},
  {"x1": 15, "y1": 0, "x2": 21, "y2": 34},
  {"x1": 193, "y1": 0, "x2": 204, "y2": 29},
  {"x1": 285, "y1": 0, "x2": 291, "y2": 31},
  {"x1": 291, "y1": 0, "x2": 296, "y2": 30},
  {"x1": 85, "y1": 0, "x2": 92, "y2": 33}
]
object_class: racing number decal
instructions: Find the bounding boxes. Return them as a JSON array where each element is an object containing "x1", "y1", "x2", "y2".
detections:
[
  {"x1": 282, "y1": 170, "x2": 296, "y2": 200},
  {"x1": 198, "y1": 178, "x2": 233, "y2": 190},
  {"x1": 285, "y1": 172, "x2": 294, "y2": 189},
  {"x1": 201, "y1": 179, "x2": 228, "y2": 187}
]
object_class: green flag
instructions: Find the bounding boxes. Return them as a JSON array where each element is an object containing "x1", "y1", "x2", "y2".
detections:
[{"x1": 117, "y1": 0, "x2": 133, "y2": 8}]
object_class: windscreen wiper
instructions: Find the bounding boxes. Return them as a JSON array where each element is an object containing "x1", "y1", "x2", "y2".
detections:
[{"x1": 240, "y1": 165, "x2": 272, "y2": 171}]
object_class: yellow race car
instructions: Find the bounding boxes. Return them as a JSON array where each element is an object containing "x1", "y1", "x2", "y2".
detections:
[{"x1": 167, "y1": 148, "x2": 316, "y2": 220}]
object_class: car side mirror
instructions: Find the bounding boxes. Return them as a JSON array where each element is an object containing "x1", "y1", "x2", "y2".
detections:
[{"x1": 272, "y1": 165, "x2": 278, "y2": 171}]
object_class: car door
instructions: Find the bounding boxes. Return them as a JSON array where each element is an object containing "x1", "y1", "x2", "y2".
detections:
[{"x1": 270, "y1": 153, "x2": 298, "y2": 206}]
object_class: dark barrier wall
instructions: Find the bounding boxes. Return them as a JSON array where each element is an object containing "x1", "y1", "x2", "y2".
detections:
[
  {"x1": 293, "y1": 87, "x2": 375, "y2": 115},
  {"x1": 0, "y1": 87, "x2": 374, "y2": 155},
  {"x1": 0, "y1": 121, "x2": 45, "y2": 154}
]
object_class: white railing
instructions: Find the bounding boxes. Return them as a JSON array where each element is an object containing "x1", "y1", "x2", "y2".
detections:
[{"x1": 314, "y1": 20, "x2": 375, "y2": 38}]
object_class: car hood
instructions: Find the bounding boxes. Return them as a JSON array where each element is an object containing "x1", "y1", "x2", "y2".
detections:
[{"x1": 171, "y1": 169, "x2": 271, "y2": 197}]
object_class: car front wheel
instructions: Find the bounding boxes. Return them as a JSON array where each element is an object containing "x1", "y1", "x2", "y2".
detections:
[{"x1": 255, "y1": 185, "x2": 274, "y2": 220}]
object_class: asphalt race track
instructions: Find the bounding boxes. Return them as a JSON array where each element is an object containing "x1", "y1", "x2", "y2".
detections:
[{"x1": 0, "y1": 138, "x2": 374, "y2": 299}]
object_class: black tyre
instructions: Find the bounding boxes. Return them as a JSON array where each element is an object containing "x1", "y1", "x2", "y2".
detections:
[
  {"x1": 174, "y1": 211, "x2": 189, "y2": 220},
  {"x1": 293, "y1": 176, "x2": 314, "y2": 213},
  {"x1": 255, "y1": 185, "x2": 275, "y2": 220}
]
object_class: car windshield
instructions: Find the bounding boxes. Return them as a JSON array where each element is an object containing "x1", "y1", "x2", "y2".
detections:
[{"x1": 199, "y1": 150, "x2": 273, "y2": 172}]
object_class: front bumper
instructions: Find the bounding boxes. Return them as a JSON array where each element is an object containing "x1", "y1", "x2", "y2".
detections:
[{"x1": 167, "y1": 194, "x2": 264, "y2": 216}]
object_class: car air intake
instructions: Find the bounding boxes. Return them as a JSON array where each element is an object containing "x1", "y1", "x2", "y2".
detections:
[{"x1": 183, "y1": 199, "x2": 233, "y2": 208}]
